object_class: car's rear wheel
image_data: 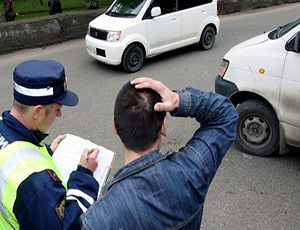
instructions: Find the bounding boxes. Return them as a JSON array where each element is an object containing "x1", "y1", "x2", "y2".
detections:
[
  {"x1": 199, "y1": 26, "x2": 215, "y2": 50},
  {"x1": 236, "y1": 99, "x2": 279, "y2": 156},
  {"x1": 122, "y1": 44, "x2": 144, "y2": 73}
]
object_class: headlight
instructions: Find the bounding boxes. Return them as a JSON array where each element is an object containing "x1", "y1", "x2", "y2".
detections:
[
  {"x1": 107, "y1": 31, "x2": 121, "y2": 42},
  {"x1": 87, "y1": 26, "x2": 90, "y2": 35},
  {"x1": 218, "y1": 59, "x2": 229, "y2": 78}
]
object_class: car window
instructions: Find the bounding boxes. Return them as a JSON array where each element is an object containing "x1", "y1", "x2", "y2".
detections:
[
  {"x1": 106, "y1": 0, "x2": 147, "y2": 17},
  {"x1": 286, "y1": 32, "x2": 300, "y2": 52},
  {"x1": 269, "y1": 18, "x2": 300, "y2": 39},
  {"x1": 151, "y1": 0, "x2": 177, "y2": 14},
  {"x1": 178, "y1": 0, "x2": 213, "y2": 10}
]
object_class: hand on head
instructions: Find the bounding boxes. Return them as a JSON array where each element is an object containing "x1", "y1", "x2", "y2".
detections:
[{"x1": 130, "y1": 77, "x2": 180, "y2": 112}]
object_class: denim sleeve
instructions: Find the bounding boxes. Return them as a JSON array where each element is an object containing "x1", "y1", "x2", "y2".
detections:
[{"x1": 171, "y1": 87, "x2": 238, "y2": 184}]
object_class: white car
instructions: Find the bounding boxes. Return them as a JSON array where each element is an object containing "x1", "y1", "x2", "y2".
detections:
[
  {"x1": 85, "y1": 0, "x2": 219, "y2": 73},
  {"x1": 215, "y1": 18, "x2": 300, "y2": 156}
]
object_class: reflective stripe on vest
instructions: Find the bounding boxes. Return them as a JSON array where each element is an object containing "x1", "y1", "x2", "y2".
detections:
[{"x1": 0, "y1": 141, "x2": 67, "y2": 230}]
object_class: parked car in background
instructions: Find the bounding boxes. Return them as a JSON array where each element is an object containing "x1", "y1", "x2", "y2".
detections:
[
  {"x1": 86, "y1": 0, "x2": 219, "y2": 73},
  {"x1": 215, "y1": 18, "x2": 300, "y2": 156}
]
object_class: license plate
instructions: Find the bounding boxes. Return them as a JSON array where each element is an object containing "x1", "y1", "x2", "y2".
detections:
[{"x1": 86, "y1": 44, "x2": 96, "y2": 55}]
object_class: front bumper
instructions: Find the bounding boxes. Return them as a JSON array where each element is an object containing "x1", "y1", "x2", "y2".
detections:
[
  {"x1": 85, "y1": 34, "x2": 125, "y2": 66},
  {"x1": 215, "y1": 75, "x2": 239, "y2": 98}
]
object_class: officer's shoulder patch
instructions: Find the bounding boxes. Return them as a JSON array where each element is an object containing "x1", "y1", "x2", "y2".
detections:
[
  {"x1": 46, "y1": 169, "x2": 61, "y2": 182},
  {"x1": 56, "y1": 197, "x2": 65, "y2": 221}
]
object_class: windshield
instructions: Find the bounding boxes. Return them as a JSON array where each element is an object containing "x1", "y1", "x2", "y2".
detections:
[
  {"x1": 106, "y1": 0, "x2": 147, "y2": 17},
  {"x1": 269, "y1": 18, "x2": 300, "y2": 39}
]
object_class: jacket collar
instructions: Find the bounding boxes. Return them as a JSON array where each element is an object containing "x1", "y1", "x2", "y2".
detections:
[
  {"x1": 2, "y1": 111, "x2": 48, "y2": 146},
  {"x1": 102, "y1": 150, "x2": 166, "y2": 195}
]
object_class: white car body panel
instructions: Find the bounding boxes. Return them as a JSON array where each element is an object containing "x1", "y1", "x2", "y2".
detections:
[
  {"x1": 85, "y1": 0, "x2": 219, "y2": 66},
  {"x1": 222, "y1": 21, "x2": 300, "y2": 148}
]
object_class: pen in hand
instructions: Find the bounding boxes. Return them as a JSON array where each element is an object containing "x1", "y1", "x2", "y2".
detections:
[
  {"x1": 81, "y1": 148, "x2": 99, "y2": 172},
  {"x1": 86, "y1": 152, "x2": 91, "y2": 161}
]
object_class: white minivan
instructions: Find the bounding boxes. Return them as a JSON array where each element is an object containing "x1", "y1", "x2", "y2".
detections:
[
  {"x1": 215, "y1": 18, "x2": 300, "y2": 156},
  {"x1": 86, "y1": 0, "x2": 219, "y2": 73}
]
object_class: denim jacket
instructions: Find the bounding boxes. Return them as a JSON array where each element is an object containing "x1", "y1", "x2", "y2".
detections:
[{"x1": 80, "y1": 87, "x2": 238, "y2": 230}]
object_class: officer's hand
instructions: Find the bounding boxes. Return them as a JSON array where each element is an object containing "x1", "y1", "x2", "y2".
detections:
[
  {"x1": 80, "y1": 148, "x2": 99, "y2": 172},
  {"x1": 50, "y1": 134, "x2": 66, "y2": 152},
  {"x1": 131, "y1": 77, "x2": 180, "y2": 112}
]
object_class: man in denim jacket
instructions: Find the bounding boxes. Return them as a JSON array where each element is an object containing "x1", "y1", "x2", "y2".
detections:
[{"x1": 80, "y1": 77, "x2": 238, "y2": 229}]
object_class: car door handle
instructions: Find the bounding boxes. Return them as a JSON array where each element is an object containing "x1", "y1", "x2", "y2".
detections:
[
  {"x1": 172, "y1": 17, "x2": 177, "y2": 21},
  {"x1": 202, "y1": 9, "x2": 206, "y2": 13}
]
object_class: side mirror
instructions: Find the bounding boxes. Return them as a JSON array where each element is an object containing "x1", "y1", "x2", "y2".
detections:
[
  {"x1": 151, "y1": 7, "x2": 161, "y2": 18},
  {"x1": 294, "y1": 32, "x2": 300, "y2": 52}
]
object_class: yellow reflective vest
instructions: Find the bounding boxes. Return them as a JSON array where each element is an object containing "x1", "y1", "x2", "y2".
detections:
[{"x1": 0, "y1": 141, "x2": 66, "y2": 230}]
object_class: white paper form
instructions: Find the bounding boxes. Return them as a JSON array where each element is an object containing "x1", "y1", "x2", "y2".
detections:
[{"x1": 52, "y1": 134, "x2": 115, "y2": 195}]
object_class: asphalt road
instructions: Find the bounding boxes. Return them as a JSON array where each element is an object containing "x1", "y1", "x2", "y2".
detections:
[{"x1": 1, "y1": 3, "x2": 300, "y2": 229}]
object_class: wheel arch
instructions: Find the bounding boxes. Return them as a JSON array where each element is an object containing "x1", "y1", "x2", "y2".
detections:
[
  {"x1": 122, "y1": 42, "x2": 146, "y2": 61},
  {"x1": 230, "y1": 91, "x2": 276, "y2": 114},
  {"x1": 198, "y1": 23, "x2": 218, "y2": 41},
  {"x1": 203, "y1": 23, "x2": 217, "y2": 35},
  {"x1": 197, "y1": 16, "x2": 219, "y2": 39}
]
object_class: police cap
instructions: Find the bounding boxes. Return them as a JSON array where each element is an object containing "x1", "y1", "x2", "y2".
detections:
[{"x1": 13, "y1": 60, "x2": 78, "y2": 106}]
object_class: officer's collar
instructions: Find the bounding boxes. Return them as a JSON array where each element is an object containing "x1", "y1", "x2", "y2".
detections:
[{"x1": 2, "y1": 111, "x2": 48, "y2": 146}]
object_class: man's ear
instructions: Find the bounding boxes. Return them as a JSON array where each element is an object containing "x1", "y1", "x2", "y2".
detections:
[
  {"x1": 113, "y1": 116, "x2": 119, "y2": 135},
  {"x1": 160, "y1": 116, "x2": 167, "y2": 137},
  {"x1": 32, "y1": 105, "x2": 43, "y2": 120}
]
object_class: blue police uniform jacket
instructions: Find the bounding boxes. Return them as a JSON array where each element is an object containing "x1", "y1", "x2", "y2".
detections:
[
  {"x1": 0, "y1": 111, "x2": 99, "y2": 229},
  {"x1": 80, "y1": 88, "x2": 239, "y2": 230}
]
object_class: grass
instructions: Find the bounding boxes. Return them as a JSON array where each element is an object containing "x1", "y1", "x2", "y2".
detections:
[{"x1": 0, "y1": 0, "x2": 113, "y2": 21}]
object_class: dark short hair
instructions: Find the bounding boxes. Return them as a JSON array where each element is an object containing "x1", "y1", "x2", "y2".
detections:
[{"x1": 114, "y1": 82, "x2": 166, "y2": 153}]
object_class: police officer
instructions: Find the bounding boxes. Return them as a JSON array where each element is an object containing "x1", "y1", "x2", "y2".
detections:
[{"x1": 0, "y1": 60, "x2": 99, "y2": 229}]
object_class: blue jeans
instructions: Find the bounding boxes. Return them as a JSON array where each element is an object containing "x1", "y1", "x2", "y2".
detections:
[{"x1": 80, "y1": 87, "x2": 238, "y2": 230}]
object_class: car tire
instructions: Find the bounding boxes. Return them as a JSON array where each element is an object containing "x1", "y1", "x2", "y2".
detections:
[
  {"x1": 199, "y1": 26, "x2": 215, "y2": 50},
  {"x1": 122, "y1": 44, "x2": 144, "y2": 73},
  {"x1": 236, "y1": 99, "x2": 279, "y2": 156}
]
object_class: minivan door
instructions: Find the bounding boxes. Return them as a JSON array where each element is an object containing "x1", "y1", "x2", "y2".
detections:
[
  {"x1": 144, "y1": 0, "x2": 181, "y2": 55},
  {"x1": 178, "y1": 0, "x2": 214, "y2": 45},
  {"x1": 279, "y1": 31, "x2": 300, "y2": 146}
]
